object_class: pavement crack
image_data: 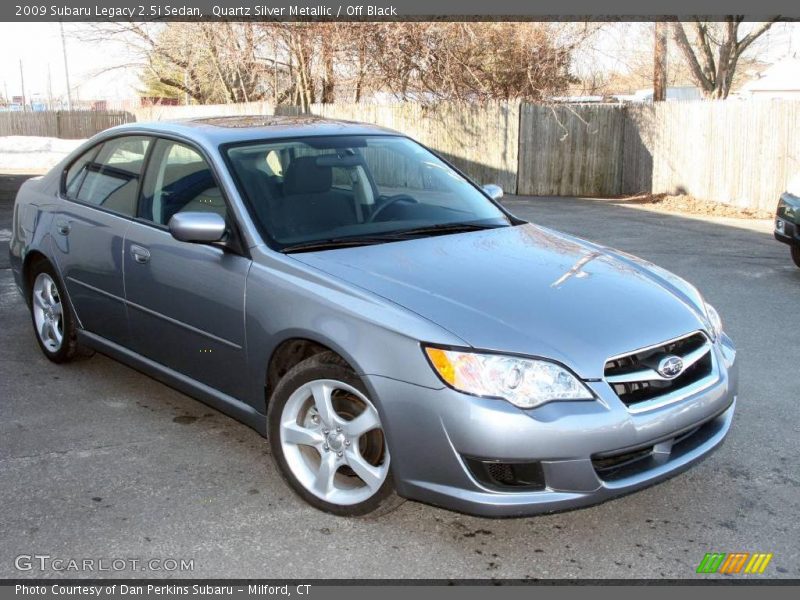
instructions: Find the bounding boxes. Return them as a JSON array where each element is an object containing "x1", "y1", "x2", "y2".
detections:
[{"x1": 0, "y1": 439, "x2": 159, "y2": 464}]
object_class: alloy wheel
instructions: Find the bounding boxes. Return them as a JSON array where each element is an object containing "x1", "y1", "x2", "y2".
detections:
[
  {"x1": 279, "y1": 379, "x2": 389, "y2": 506},
  {"x1": 32, "y1": 272, "x2": 64, "y2": 353}
]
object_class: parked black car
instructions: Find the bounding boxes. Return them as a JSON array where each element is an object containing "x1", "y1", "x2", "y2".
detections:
[{"x1": 775, "y1": 187, "x2": 800, "y2": 268}]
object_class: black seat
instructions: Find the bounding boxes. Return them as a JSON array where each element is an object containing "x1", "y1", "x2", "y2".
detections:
[
  {"x1": 277, "y1": 156, "x2": 357, "y2": 237},
  {"x1": 236, "y1": 158, "x2": 284, "y2": 230}
]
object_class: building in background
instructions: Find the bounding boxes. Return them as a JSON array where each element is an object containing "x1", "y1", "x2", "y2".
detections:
[
  {"x1": 617, "y1": 86, "x2": 702, "y2": 103},
  {"x1": 739, "y1": 56, "x2": 800, "y2": 99}
]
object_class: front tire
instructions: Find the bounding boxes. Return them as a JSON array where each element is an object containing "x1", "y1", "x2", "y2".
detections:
[
  {"x1": 28, "y1": 260, "x2": 88, "y2": 363},
  {"x1": 267, "y1": 352, "x2": 404, "y2": 517},
  {"x1": 791, "y1": 246, "x2": 800, "y2": 268}
]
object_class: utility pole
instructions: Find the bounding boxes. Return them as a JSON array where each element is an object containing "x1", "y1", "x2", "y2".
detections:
[
  {"x1": 60, "y1": 22, "x2": 73, "y2": 110},
  {"x1": 47, "y1": 63, "x2": 54, "y2": 110},
  {"x1": 653, "y1": 21, "x2": 668, "y2": 102},
  {"x1": 19, "y1": 59, "x2": 27, "y2": 111}
]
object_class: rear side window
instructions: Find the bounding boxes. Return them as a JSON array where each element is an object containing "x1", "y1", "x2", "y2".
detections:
[
  {"x1": 64, "y1": 146, "x2": 99, "y2": 198},
  {"x1": 64, "y1": 136, "x2": 151, "y2": 217}
]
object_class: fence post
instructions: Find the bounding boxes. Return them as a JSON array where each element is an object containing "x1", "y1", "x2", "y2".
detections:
[
  {"x1": 56, "y1": 111, "x2": 63, "y2": 138},
  {"x1": 514, "y1": 103, "x2": 524, "y2": 196}
]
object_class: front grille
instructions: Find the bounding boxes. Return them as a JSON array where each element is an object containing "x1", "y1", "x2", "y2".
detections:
[
  {"x1": 604, "y1": 332, "x2": 714, "y2": 409},
  {"x1": 464, "y1": 458, "x2": 545, "y2": 491},
  {"x1": 592, "y1": 446, "x2": 654, "y2": 475}
]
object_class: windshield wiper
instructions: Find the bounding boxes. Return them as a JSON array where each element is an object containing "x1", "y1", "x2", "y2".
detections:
[
  {"x1": 281, "y1": 223, "x2": 506, "y2": 253},
  {"x1": 281, "y1": 236, "x2": 399, "y2": 253},
  {"x1": 389, "y1": 222, "x2": 507, "y2": 237}
]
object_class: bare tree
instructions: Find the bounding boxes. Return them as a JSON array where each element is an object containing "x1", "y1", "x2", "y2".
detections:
[
  {"x1": 357, "y1": 22, "x2": 585, "y2": 102},
  {"x1": 77, "y1": 22, "x2": 599, "y2": 106},
  {"x1": 78, "y1": 23, "x2": 273, "y2": 105},
  {"x1": 672, "y1": 17, "x2": 779, "y2": 99}
]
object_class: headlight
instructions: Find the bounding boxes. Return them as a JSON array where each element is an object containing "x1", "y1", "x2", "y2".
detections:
[
  {"x1": 423, "y1": 346, "x2": 594, "y2": 409},
  {"x1": 704, "y1": 301, "x2": 723, "y2": 340}
]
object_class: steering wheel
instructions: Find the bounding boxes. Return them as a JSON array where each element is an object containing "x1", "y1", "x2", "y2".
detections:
[{"x1": 368, "y1": 194, "x2": 418, "y2": 222}]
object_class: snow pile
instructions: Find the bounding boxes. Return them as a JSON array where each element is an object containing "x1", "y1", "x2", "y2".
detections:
[{"x1": 0, "y1": 136, "x2": 85, "y2": 172}]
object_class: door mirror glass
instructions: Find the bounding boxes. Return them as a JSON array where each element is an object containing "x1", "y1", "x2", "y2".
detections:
[
  {"x1": 482, "y1": 184, "x2": 504, "y2": 201},
  {"x1": 168, "y1": 212, "x2": 226, "y2": 243}
]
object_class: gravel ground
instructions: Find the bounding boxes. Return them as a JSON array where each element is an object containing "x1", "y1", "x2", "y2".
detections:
[{"x1": 0, "y1": 190, "x2": 798, "y2": 580}]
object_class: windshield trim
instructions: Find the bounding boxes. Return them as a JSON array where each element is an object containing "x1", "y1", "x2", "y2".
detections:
[{"x1": 219, "y1": 133, "x2": 524, "y2": 252}]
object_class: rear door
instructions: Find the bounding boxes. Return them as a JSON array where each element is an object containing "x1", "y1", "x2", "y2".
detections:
[
  {"x1": 50, "y1": 136, "x2": 152, "y2": 346},
  {"x1": 122, "y1": 138, "x2": 251, "y2": 400}
]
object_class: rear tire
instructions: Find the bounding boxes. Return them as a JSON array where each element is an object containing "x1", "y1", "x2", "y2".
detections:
[
  {"x1": 791, "y1": 246, "x2": 800, "y2": 268},
  {"x1": 267, "y1": 351, "x2": 404, "y2": 517},
  {"x1": 28, "y1": 260, "x2": 91, "y2": 363}
]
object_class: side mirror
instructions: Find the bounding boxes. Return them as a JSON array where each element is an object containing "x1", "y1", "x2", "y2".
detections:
[
  {"x1": 168, "y1": 212, "x2": 227, "y2": 243},
  {"x1": 482, "y1": 184, "x2": 504, "y2": 201}
]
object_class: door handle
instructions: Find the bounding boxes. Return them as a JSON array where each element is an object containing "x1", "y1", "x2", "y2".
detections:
[
  {"x1": 55, "y1": 220, "x2": 71, "y2": 235},
  {"x1": 129, "y1": 245, "x2": 151, "y2": 264}
]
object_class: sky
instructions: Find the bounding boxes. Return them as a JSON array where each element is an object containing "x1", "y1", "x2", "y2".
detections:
[
  {"x1": 0, "y1": 21, "x2": 798, "y2": 104},
  {"x1": 0, "y1": 23, "x2": 139, "y2": 103}
]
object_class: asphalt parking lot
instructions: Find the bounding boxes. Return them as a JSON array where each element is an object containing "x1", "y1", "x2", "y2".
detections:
[{"x1": 1, "y1": 182, "x2": 798, "y2": 580}]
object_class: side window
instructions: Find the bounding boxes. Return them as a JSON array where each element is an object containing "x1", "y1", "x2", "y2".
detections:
[
  {"x1": 140, "y1": 140, "x2": 226, "y2": 226},
  {"x1": 64, "y1": 146, "x2": 99, "y2": 199},
  {"x1": 65, "y1": 136, "x2": 151, "y2": 218}
]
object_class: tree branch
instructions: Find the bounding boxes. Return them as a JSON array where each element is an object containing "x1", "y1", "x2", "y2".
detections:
[{"x1": 672, "y1": 22, "x2": 714, "y2": 92}]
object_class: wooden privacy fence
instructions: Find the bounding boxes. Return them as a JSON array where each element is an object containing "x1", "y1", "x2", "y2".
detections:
[
  {"x1": 649, "y1": 100, "x2": 800, "y2": 212},
  {"x1": 518, "y1": 104, "x2": 627, "y2": 197},
  {"x1": 515, "y1": 100, "x2": 799, "y2": 210},
  {"x1": 132, "y1": 101, "x2": 275, "y2": 122},
  {"x1": 0, "y1": 110, "x2": 134, "y2": 139},
  {"x1": 2, "y1": 100, "x2": 797, "y2": 211}
]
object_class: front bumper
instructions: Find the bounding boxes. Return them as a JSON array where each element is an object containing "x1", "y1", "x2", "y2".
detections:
[
  {"x1": 775, "y1": 193, "x2": 800, "y2": 247},
  {"x1": 367, "y1": 336, "x2": 738, "y2": 517}
]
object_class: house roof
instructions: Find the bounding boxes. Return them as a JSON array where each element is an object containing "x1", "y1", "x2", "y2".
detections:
[{"x1": 741, "y1": 57, "x2": 800, "y2": 92}]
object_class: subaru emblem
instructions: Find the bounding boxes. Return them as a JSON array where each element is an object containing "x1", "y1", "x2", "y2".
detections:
[{"x1": 657, "y1": 355, "x2": 684, "y2": 379}]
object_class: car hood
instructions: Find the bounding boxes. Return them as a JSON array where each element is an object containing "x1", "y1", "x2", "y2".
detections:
[{"x1": 290, "y1": 224, "x2": 709, "y2": 379}]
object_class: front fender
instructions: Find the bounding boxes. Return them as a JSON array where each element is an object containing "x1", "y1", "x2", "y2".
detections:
[{"x1": 242, "y1": 248, "x2": 462, "y2": 412}]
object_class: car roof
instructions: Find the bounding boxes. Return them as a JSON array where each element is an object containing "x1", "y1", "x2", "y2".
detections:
[{"x1": 108, "y1": 115, "x2": 402, "y2": 146}]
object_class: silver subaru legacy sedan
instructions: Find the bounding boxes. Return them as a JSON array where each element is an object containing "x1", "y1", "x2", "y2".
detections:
[{"x1": 9, "y1": 116, "x2": 738, "y2": 517}]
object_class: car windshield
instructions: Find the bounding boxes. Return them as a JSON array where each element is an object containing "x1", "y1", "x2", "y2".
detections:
[{"x1": 225, "y1": 135, "x2": 511, "y2": 251}]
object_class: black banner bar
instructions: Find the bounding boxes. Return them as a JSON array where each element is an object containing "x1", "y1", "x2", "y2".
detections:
[{"x1": 3, "y1": 0, "x2": 799, "y2": 22}]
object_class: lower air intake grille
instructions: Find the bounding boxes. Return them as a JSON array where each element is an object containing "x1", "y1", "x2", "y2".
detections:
[{"x1": 464, "y1": 458, "x2": 545, "y2": 491}]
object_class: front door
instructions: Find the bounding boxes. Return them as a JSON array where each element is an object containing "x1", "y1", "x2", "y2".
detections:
[{"x1": 123, "y1": 138, "x2": 251, "y2": 400}]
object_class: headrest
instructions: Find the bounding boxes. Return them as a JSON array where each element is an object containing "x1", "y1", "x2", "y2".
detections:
[{"x1": 283, "y1": 156, "x2": 332, "y2": 195}]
